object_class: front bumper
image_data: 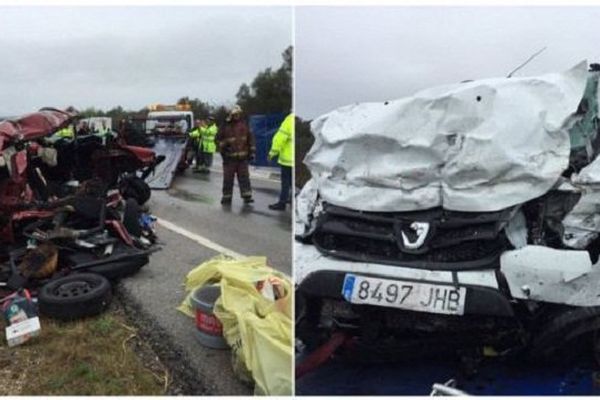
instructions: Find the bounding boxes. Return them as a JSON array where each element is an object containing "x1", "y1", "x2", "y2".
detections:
[
  {"x1": 295, "y1": 241, "x2": 514, "y2": 317},
  {"x1": 297, "y1": 240, "x2": 600, "y2": 315}
]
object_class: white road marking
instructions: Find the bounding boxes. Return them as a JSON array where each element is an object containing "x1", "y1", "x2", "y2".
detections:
[
  {"x1": 156, "y1": 216, "x2": 292, "y2": 279},
  {"x1": 155, "y1": 217, "x2": 244, "y2": 259}
]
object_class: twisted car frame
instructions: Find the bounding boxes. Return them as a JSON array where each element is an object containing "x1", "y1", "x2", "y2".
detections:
[{"x1": 0, "y1": 108, "x2": 162, "y2": 320}]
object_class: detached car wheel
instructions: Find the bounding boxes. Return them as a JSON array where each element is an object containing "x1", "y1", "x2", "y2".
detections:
[{"x1": 38, "y1": 273, "x2": 112, "y2": 320}]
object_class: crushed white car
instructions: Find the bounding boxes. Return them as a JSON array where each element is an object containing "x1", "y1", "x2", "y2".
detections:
[{"x1": 295, "y1": 61, "x2": 600, "y2": 362}]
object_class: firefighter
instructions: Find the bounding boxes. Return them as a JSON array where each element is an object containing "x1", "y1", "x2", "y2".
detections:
[
  {"x1": 216, "y1": 105, "x2": 255, "y2": 205},
  {"x1": 188, "y1": 119, "x2": 204, "y2": 170},
  {"x1": 268, "y1": 113, "x2": 294, "y2": 210},
  {"x1": 197, "y1": 116, "x2": 217, "y2": 173}
]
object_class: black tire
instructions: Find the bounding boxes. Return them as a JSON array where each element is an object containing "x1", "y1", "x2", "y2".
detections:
[
  {"x1": 529, "y1": 306, "x2": 600, "y2": 364},
  {"x1": 123, "y1": 198, "x2": 142, "y2": 237},
  {"x1": 119, "y1": 176, "x2": 151, "y2": 205},
  {"x1": 38, "y1": 273, "x2": 112, "y2": 321},
  {"x1": 295, "y1": 294, "x2": 328, "y2": 351}
]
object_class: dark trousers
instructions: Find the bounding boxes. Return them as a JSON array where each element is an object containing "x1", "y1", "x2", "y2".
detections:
[
  {"x1": 186, "y1": 142, "x2": 200, "y2": 166},
  {"x1": 199, "y1": 152, "x2": 213, "y2": 169},
  {"x1": 222, "y1": 160, "x2": 252, "y2": 199},
  {"x1": 194, "y1": 147, "x2": 201, "y2": 167},
  {"x1": 278, "y1": 165, "x2": 292, "y2": 204}
]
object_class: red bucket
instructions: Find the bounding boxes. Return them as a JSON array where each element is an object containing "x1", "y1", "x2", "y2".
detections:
[
  {"x1": 190, "y1": 285, "x2": 228, "y2": 349},
  {"x1": 195, "y1": 309, "x2": 223, "y2": 336}
]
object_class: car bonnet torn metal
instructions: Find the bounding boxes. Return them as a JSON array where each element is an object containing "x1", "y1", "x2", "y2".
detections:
[{"x1": 304, "y1": 61, "x2": 589, "y2": 212}]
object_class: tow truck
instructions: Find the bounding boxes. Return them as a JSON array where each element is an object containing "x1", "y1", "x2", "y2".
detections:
[{"x1": 121, "y1": 103, "x2": 194, "y2": 189}]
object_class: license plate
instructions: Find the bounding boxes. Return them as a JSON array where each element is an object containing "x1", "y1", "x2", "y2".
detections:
[{"x1": 342, "y1": 274, "x2": 466, "y2": 315}]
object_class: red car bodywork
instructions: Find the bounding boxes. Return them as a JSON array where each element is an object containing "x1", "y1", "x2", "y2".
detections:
[
  {"x1": 0, "y1": 108, "x2": 156, "y2": 244},
  {"x1": 121, "y1": 145, "x2": 156, "y2": 164},
  {"x1": 0, "y1": 108, "x2": 76, "y2": 147},
  {"x1": 0, "y1": 108, "x2": 76, "y2": 180},
  {"x1": 0, "y1": 109, "x2": 77, "y2": 242}
]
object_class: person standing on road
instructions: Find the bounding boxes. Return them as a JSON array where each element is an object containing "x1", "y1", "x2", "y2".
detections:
[
  {"x1": 96, "y1": 121, "x2": 112, "y2": 145},
  {"x1": 197, "y1": 116, "x2": 218, "y2": 173},
  {"x1": 188, "y1": 119, "x2": 203, "y2": 171},
  {"x1": 77, "y1": 121, "x2": 91, "y2": 136},
  {"x1": 268, "y1": 113, "x2": 294, "y2": 211},
  {"x1": 216, "y1": 105, "x2": 255, "y2": 205}
]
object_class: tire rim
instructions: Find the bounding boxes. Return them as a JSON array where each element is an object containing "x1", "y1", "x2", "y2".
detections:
[{"x1": 54, "y1": 280, "x2": 97, "y2": 298}]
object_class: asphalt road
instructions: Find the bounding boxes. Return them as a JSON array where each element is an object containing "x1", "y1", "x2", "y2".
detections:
[
  {"x1": 150, "y1": 164, "x2": 291, "y2": 275},
  {"x1": 118, "y1": 163, "x2": 292, "y2": 395}
]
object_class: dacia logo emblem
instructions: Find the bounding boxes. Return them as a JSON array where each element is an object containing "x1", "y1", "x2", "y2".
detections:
[{"x1": 400, "y1": 222, "x2": 430, "y2": 250}]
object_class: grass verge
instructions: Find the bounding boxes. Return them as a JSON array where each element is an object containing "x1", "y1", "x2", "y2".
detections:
[{"x1": 0, "y1": 304, "x2": 166, "y2": 395}]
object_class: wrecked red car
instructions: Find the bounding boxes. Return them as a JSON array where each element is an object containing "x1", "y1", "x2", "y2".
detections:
[{"x1": 0, "y1": 108, "x2": 160, "y2": 321}]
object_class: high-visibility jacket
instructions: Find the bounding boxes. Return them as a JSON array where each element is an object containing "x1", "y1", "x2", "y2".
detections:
[
  {"x1": 200, "y1": 123, "x2": 218, "y2": 153},
  {"x1": 189, "y1": 127, "x2": 201, "y2": 144},
  {"x1": 95, "y1": 127, "x2": 112, "y2": 145},
  {"x1": 55, "y1": 126, "x2": 74, "y2": 139},
  {"x1": 98, "y1": 127, "x2": 110, "y2": 136},
  {"x1": 269, "y1": 113, "x2": 294, "y2": 167}
]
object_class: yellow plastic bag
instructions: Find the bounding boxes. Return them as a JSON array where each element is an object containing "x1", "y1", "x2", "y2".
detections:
[{"x1": 178, "y1": 255, "x2": 292, "y2": 396}]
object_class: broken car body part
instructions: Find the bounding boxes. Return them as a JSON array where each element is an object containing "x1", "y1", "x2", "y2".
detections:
[
  {"x1": 296, "y1": 60, "x2": 600, "y2": 363},
  {"x1": 304, "y1": 61, "x2": 589, "y2": 213},
  {"x1": 0, "y1": 107, "x2": 159, "y2": 325}
]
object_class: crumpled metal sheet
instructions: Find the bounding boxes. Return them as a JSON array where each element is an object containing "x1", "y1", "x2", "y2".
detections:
[
  {"x1": 295, "y1": 178, "x2": 320, "y2": 238},
  {"x1": 504, "y1": 209, "x2": 528, "y2": 249},
  {"x1": 562, "y1": 156, "x2": 600, "y2": 248},
  {"x1": 0, "y1": 108, "x2": 77, "y2": 151},
  {"x1": 500, "y1": 245, "x2": 600, "y2": 306},
  {"x1": 305, "y1": 62, "x2": 588, "y2": 212}
]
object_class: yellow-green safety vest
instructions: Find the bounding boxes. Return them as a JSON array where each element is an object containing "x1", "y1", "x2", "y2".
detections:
[
  {"x1": 269, "y1": 113, "x2": 294, "y2": 167},
  {"x1": 189, "y1": 127, "x2": 201, "y2": 143},
  {"x1": 200, "y1": 123, "x2": 218, "y2": 153},
  {"x1": 55, "y1": 126, "x2": 74, "y2": 139},
  {"x1": 97, "y1": 127, "x2": 110, "y2": 136}
]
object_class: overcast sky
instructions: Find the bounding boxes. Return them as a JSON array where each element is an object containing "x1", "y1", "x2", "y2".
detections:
[
  {"x1": 0, "y1": 6, "x2": 291, "y2": 116},
  {"x1": 295, "y1": 6, "x2": 600, "y2": 120}
]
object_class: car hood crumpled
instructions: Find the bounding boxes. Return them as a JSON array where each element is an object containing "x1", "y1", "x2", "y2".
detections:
[
  {"x1": 305, "y1": 61, "x2": 589, "y2": 212},
  {"x1": 0, "y1": 108, "x2": 78, "y2": 152}
]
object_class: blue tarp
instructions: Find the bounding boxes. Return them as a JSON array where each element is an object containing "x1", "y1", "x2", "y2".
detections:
[{"x1": 249, "y1": 113, "x2": 285, "y2": 167}]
